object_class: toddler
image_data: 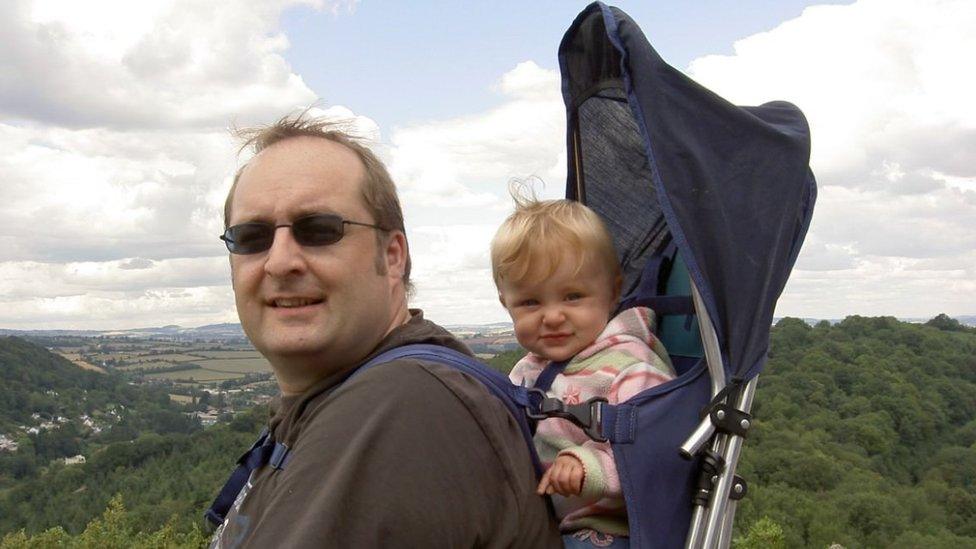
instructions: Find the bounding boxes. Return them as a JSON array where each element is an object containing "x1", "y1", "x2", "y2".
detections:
[{"x1": 491, "y1": 196, "x2": 675, "y2": 547}]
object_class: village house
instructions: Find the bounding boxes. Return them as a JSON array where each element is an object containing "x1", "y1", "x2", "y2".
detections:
[
  {"x1": 0, "y1": 434, "x2": 18, "y2": 452},
  {"x1": 63, "y1": 455, "x2": 86, "y2": 465}
]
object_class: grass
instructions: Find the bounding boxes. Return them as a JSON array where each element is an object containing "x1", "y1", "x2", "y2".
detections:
[
  {"x1": 192, "y1": 351, "x2": 263, "y2": 359},
  {"x1": 144, "y1": 357, "x2": 270, "y2": 383},
  {"x1": 128, "y1": 353, "x2": 205, "y2": 363},
  {"x1": 192, "y1": 358, "x2": 270, "y2": 373},
  {"x1": 146, "y1": 370, "x2": 241, "y2": 382}
]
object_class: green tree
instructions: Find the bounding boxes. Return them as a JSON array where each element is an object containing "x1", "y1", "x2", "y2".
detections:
[{"x1": 733, "y1": 516, "x2": 786, "y2": 549}]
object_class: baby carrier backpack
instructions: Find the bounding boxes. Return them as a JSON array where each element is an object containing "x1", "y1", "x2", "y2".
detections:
[{"x1": 549, "y1": 3, "x2": 815, "y2": 547}]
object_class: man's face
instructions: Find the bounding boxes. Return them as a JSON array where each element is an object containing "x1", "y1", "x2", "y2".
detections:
[{"x1": 228, "y1": 136, "x2": 401, "y2": 386}]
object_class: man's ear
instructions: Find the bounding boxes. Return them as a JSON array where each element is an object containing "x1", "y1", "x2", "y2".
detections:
[
  {"x1": 498, "y1": 292, "x2": 507, "y2": 308},
  {"x1": 384, "y1": 231, "x2": 408, "y2": 282},
  {"x1": 613, "y1": 273, "x2": 623, "y2": 304}
]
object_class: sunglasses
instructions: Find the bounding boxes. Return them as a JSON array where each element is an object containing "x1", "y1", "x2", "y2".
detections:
[{"x1": 220, "y1": 213, "x2": 387, "y2": 255}]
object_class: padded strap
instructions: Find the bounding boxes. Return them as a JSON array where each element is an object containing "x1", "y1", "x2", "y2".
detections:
[
  {"x1": 353, "y1": 344, "x2": 536, "y2": 409},
  {"x1": 205, "y1": 428, "x2": 291, "y2": 527},
  {"x1": 620, "y1": 295, "x2": 696, "y2": 317},
  {"x1": 532, "y1": 359, "x2": 570, "y2": 393},
  {"x1": 351, "y1": 344, "x2": 543, "y2": 475},
  {"x1": 601, "y1": 404, "x2": 638, "y2": 444}
]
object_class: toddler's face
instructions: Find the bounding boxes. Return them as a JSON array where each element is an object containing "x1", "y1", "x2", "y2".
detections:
[{"x1": 498, "y1": 254, "x2": 617, "y2": 362}]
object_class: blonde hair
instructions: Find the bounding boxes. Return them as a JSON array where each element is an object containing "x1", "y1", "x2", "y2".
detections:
[{"x1": 491, "y1": 190, "x2": 620, "y2": 288}]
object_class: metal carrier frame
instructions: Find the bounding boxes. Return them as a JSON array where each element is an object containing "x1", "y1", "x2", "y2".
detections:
[{"x1": 682, "y1": 282, "x2": 758, "y2": 549}]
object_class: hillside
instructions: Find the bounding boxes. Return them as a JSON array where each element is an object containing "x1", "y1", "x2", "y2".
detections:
[
  {"x1": 736, "y1": 316, "x2": 976, "y2": 548},
  {"x1": 0, "y1": 336, "x2": 201, "y2": 486},
  {"x1": 1, "y1": 318, "x2": 974, "y2": 548}
]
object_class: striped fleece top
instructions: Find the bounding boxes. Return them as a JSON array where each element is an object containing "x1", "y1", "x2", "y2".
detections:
[{"x1": 509, "y1": 306, "x2": 675, "y2": 535}]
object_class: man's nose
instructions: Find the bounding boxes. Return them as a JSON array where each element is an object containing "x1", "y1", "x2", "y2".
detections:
[{"x1": 263, "y1": 226, "x2": 307, "y2": 276}]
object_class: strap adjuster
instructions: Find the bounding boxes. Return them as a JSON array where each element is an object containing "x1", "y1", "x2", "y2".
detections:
[
  {"x1": 269, "y1": 443, "x2": 290, "y2": 470},
  {"x1": 525, "y1": 388, "x2": 608, "y2": 442}
]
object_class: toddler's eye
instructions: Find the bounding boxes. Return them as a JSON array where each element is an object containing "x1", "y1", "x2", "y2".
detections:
[
  {"x1": 565, "y1": 293, "x2": 583, "y2": 301},
  {"x1": 519, "y1": 299, "x2": 539, "y2": 307}
]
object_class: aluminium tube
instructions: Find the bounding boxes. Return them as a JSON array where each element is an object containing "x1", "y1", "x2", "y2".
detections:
[
  {"x1": 701, "y1": 375, "x2": 758, "y2": 549},
  {"x1": 680, "y1": 283, "x2": 726, "y2": 458},
  {"x1": 683, "y1": 281, "x2": 727, "y2": 549},
  {"x1": 717, "y1": 499, "x2": 738, "y2": 549}
]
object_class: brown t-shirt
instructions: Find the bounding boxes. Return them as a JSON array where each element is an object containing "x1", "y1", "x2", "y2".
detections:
[{"x1": 210, "y1": 310, "x2": 562, "y2": 548}]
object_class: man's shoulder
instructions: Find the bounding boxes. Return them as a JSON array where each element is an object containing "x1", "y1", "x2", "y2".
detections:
[
  {"x1": 294, "y1": 351, "x2": 537, "y2": 494},
  {"x1": 347, "y1": 351, "x2": 510, "y2": 426}
]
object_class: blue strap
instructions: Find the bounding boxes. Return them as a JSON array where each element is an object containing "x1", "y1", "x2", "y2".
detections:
[
  {"x1": 354, "y1": 344, "x2": 543, "y2": 474},
  {"x1": 205, "y1": 429, "x2": 291, "y2": 527},
  {"x1": 532, "y1": 360, "x2": 570, "y2": 393},
  {"x1": 619, "y1": 295, "x2": 696, "y2": 317},
  {"x1": 601, "y1": 404, "x2": 637, "y2": 444}
]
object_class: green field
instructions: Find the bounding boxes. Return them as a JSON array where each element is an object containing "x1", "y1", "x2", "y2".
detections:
[
  {"x1": 194, "y1": 358, "x2": 270, "y2": 373},
  {"x1": 193, "y1": 351, "x2": 264, "y2": 359},
  {"x1": 128, "y1": 353, "x2": 205, "y2": 363},
  {"x1": 117, "y1": 361, "x2": 198, "y2": 371},
  {"x1": 143, "y1": 357, "x2": 270, "y2": 384},
  {"x1": 146, "y1": 370, "x2": 242, "y2": 382}
]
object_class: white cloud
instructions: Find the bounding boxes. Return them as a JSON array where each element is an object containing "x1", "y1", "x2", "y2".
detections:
[
  {"x1": 0, "y1": 0, "x2": 362, "y2": 329},
  {"x1": 688, "y1": 0, "x2": 976, "y2": 183},
  {"x1": 686, "y1": 0, "x2": 975, "y2": 317},
  {"x1": 408, "y1": 224, "x2": 512, "y2": 326},
  {"x1": 0, "y1": 257, "x2": 236, "y2": 330},
  {"x1": 0, "y1": 0, "x2": 338, "y2": 129},
  {"x1": 384, "y1": 62, "x2": 568, "y2": 325},
  {"x1": 388, "y1": 61, "x2": 566, "y2": 209},
  {"x1": 0, "y1": 123, "x2": 236, "y2": 262}
]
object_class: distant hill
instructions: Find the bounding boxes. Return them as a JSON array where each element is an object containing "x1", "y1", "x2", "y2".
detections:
[
  {"x1": 2, "y1": 314, "x2": 972, "y2": 340},
  {"x1": 0, "y1": 323, "x2": 247, "y2": 341}
]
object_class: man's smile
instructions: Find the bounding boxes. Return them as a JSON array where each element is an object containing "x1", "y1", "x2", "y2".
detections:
[{"x1": 269, "y1": 297, "x2": 325, "y2": 308}]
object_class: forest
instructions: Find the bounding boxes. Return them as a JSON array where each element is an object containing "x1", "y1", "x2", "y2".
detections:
[{"x1": 0, "y1": 315, "x2": 974, "y2": 548}]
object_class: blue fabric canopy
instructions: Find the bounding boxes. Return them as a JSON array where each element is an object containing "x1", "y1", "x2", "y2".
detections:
[{"x1": 560, "y1": 2, "x2": 816, "y2": 382}]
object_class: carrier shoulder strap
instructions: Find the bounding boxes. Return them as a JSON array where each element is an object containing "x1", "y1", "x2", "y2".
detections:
[
  {"x1": 352, "y1": 343, "x2": 542, "y2": 473},
  {"x1": 204, "y1": 343, "x2": 542, "y2": 528}
]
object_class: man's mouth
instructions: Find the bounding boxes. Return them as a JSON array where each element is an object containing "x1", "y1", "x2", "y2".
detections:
[{"x1": 270, "y1": 297, "x2": 324, "y2": 308}]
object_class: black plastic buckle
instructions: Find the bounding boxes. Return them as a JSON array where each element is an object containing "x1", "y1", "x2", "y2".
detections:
[{"x1": 525, "y1": 388, "x2": 607, "y2": 442}]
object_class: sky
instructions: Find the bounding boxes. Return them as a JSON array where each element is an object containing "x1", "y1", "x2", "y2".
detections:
[{"x1": 0, "y1": 0, "x2": 973, "y2": 330}]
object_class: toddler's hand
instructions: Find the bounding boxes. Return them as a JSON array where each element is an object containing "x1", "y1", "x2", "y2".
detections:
[{"x1": 537, "y1": 454, "x2": 584, "y2": 496}]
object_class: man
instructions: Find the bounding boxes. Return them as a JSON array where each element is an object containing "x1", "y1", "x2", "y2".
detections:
[{"x1": 210, "y1": 113, "x2": 561, "y2": 548}]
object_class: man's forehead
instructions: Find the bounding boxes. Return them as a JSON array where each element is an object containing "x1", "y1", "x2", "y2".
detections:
[
  {"x1": 243, "y1": 136, "x2": 366, "y2": 181},
  {"x1": 230, "y1": 136, "x2": 369, "y2": 222}
]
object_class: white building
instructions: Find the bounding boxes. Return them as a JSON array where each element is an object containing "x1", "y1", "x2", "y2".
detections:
[
  {"x1": 63, "y1": 455, "x2": 86, "y2": 465},
  {"x1": 0, "y1": 434, "x2": 18, "y2": 452}
]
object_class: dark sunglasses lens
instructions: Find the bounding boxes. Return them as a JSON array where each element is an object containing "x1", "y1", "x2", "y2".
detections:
[
  {"x1": 225, "y1": 223, "x2": 274, "y2": 254},
  {"x1": 293, "y1": 215, "x2": 344, "y2": 246}
]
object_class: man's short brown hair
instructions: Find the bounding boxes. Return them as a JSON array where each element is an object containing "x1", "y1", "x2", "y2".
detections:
[{"x1": 225, "y1": 111, "x2": 411, "y2": 290}]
